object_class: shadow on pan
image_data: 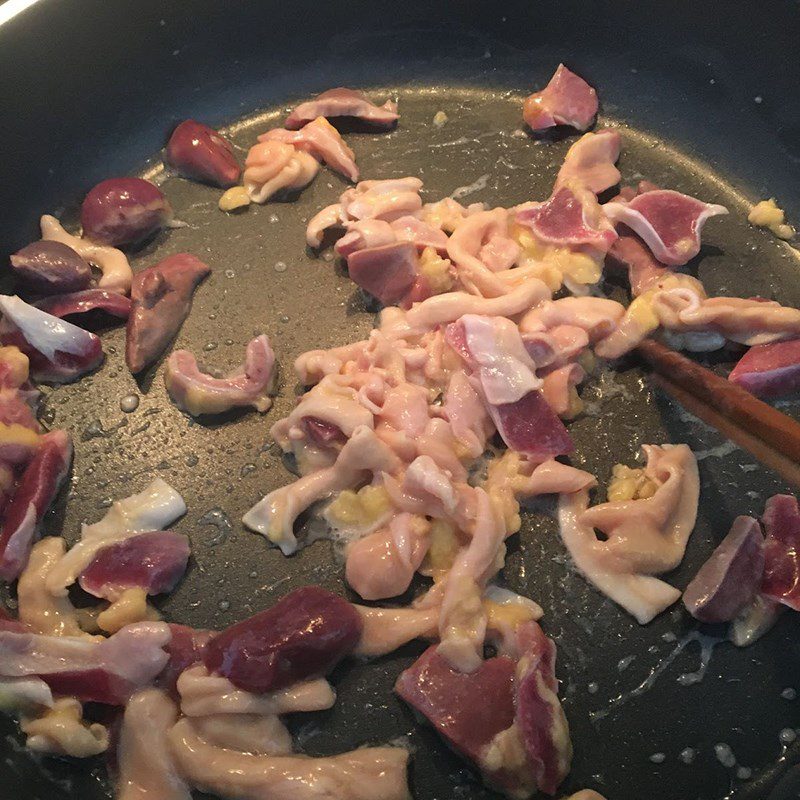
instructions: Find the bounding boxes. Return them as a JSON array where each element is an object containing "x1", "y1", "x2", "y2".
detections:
[{"x1": 0, "y1": 2, "x2": 799, "y2": 800}]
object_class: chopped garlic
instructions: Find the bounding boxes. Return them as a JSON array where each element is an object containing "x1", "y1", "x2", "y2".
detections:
[
  {"x1": 484, "y1": 452, "x2": 526, "y2": 535},
  {"x1": 96, "y1": 587, "x2": 160, "y2": 634},
  {"x1": 418, "y1": 247, "x2": 454, "y2": 294},
  {"x1": 422, "y1": 519, "x2": 460, "y2": 578},
  {"x1": 219, "y1": 186, "x2": 251, "y2": 212},
  {"x1": 325, "y1": 485, "x2": 392, "y2": 531},
  {"x1": 0, "y1": 422, "x2": 39, "y2": 452},
  {"x1": 432, "y1": 110, "x2": 448, "y2": 127},
  {"x1": 22, "y1": 698, "x2": 108, "y2": 758},
  {"x1": 607, "y1": 463, "x2": 658, "y2": 502},
  {"x1": 624, "y1": 294, "x2": 660, "y2": 332},
  {"x1": 748, "y1": 198, "x2": 795, "y2": 240},
  {"x1": 482, "y1": 727, "x2": 531, "y2": 783},
  {"x1": 0, "y1": 346, "x2": 29, "y2": 387},
  {"x1": 623, "y1": 272, "x2": 703, "y2": 339},
  {"x1": 484, "y1": 598, "x2": 537, "y2": 630},
  {"x1": 513, "y1": 224, "x2": 603, "y2": 290}
]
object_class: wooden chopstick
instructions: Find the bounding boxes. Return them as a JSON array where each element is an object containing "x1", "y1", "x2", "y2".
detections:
[{"x1": 636, "y1": 339, "x2": 800, "y2": 489}]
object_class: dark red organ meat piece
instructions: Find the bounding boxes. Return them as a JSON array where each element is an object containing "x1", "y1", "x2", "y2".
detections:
[{"x1": 204, "y1": 586, "x2": 362, "y2": 693}]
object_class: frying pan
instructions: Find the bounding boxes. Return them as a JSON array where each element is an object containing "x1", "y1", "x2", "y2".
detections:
[{"x1": 1, "y1": 1, "x2": 799, "y2": 798}]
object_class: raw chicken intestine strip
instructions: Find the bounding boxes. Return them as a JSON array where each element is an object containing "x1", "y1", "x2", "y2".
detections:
[
  {"x1": 541, "y1": 363, "x2": 585, "y2": 418},
  {"x1": 168, "y1": 717, "x2": 410, "y2": 800},
  {"x1": 657, "y1": 293, "x2": 800, "y2": 346},
  {"x1": 446, "y1": 209, "x2": 518, "y2": 297},
  {"x1": 307, "y1": 203, "x2": 349, "y2": 247},
  {"x1": 557, "y1": 444, "x2": 699, "y2": 623},
  {"x1": 117, "y1": 689, "x2": 191, "y2": 800},
  {"x1": 243, "y1": 426, "x2": 402, "y2": 554},
  {"x1": 259, "y1": 116, "x2": 359, "y2": 182},
  {"x1": 554, "y1": 130, "x2": 621, "y2": 195},
  {"x1": 40, "y1": 215, "x2": 133, "y2": 294},
  {"x1": 244, "y1": 141, "x2": 319, "y2": 203},
  {"x1": 595, "y1": 273, "x2": 800, "y2": 357},
  {"x1": 177, "y1": 664, "x2": 336, "y2": 717},
  {"x1": 345, "y1": 513, "x2": 430, "y2": 601},
  {"x1": 341, "y1": 177, "x2": 423, "y2": 221},
  {"x1": 353, "y1": 605, "x2": 439, "y2": 657},
  {"x1": 271, "y1": 373, "x2": 375, "y2": 453},
  {"x1": 188, "y1": 714, "x2": 293, "y2": 756},
  {"x1": 45, "y1": 478, "x2": 186, "y2": 596},
  {"x1": 284, "y1": 87, "x2": 398, "y2": 130},
  {"x1": 17, "y1": 538, "x2": 85, "y2": 637},
  {"x1": 336, "y1": 216, "x2": 448, "y2": 258},
  {"x1": 382, "y1": 458, "x2": 471, "y2": 524},
  {"x1": 379, "y1": 280, "x2": 550, "y2": 339},
  {"x1": 294, "y1": 340, "x2": 368, "y2": 384},
  {"x1": 306, "y1": 177, "x2": 424, "y2": 247},
  {"x1": 482, "y1": 451, "x2": 596, "y2": 548},
  {"x1": 441, "y1": 369, "x2": 493, "y2": 459},
  {"x1": 519, "y1": 297, "x2": 625, "y2": 342},
  {"x1": 594, "y1": 275, "x2": 706, "y2": 358},
  {"x1": 438, "y1": 488, "x2": 507, "y2": 673}
]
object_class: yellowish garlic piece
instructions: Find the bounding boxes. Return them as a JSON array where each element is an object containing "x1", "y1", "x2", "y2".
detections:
[
  {"x1": 219, "y1": 186, "x2": 251, "y2": 212},
  {"x1": 418, "y1": 247, "x2": 454, "y2": 294},
  {"x1": 512, "y1": 223, "x2": 602, "y2": 290},
  {"x1": 96, "y1": 587, "x2": 160, "y2": 634},
  {"x1": 325, "y1": 485, "x2": 392, "y2": 530},
  {"x1": 484, "y1": 452, "x2": 525, "y2": 535},
  {"x1": 607, "y1": 463, "x2": 659, "y2": 502},
  {"x1": 422, "y1": 519, "x2": 460, "y2": 579},
  {"x1": 0, "y1": 346, "x2": 29, "y2": 387},
  {"x1": 484, "y1": 598, "x2": 538, "y2": 631},
  {"x1": 748, "y1": 198, "x2": 795, "y2": 240},
  {"x1": 22, "y1": 699, "x2": 108, "y2": 757},
  {"x1": 0, "y1": 422, "x2": 40, "y2": 452}
]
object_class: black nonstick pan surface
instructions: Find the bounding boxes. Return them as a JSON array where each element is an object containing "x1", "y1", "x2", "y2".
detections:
[{"x1": 1, "y1": 1, "x2": 800, "y2": 799}]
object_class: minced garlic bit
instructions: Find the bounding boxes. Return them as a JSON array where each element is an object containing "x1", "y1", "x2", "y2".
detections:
[
  {"x1": 422, "y1": 519, "x2": 460, "y2": 578},
  {"x1": 607, "y1": 463, "x2": 658, "y2": 502},
  {"x1": 484, "y1": 451, "x2": 526, "y2": 535},
  {"x1": 432, "y1": 110, "x2": 448, "y2": 127},
  {"x1": 624, "y1": 273, "x2": 705, "y2": 339},
  {"x1": 441, "y1": 575, "x2": 483, "y2": 634},
  {"x1": 512, "y1": 224, "x2": 602, "y2": 291},
  {"x1": 418, "y1": 247, "x2": 454, "y2": 294},
  {"x1": 0, "y1": 422, "x2": 40, "y2": 453},
  {"x1": 0, "y1": 346, "x2": 29, "y2": 387},
  {"x1": 748, "y1": 198, "x2": 795, "y2": 240},
  {"x1": 482, "y1": 726, "x2": 531, "y2": 781},
  {"x1": 219, "y1": 185, "x2": 251, "y2": 213},
  {"x1": 484, "y1": 598, "x2": 537, "y2": 631},
  {"x1": 97, "y1": 587, "x2": 160, "y2": 633},
  {"x1": 22, "y1": 698, "x2": 109, "y2": 758},
  {"x1": 325, "y1": 484, "x2": 391, "y2": 531}
]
